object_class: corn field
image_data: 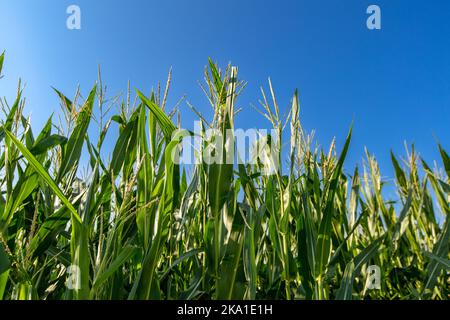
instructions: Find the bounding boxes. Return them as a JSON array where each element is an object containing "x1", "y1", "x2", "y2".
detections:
[{"x1": 0, "y1": 52, "x2": 448, "y2": 300}]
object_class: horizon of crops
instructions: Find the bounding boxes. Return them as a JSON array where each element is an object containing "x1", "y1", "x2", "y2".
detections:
[{"x1": 0, "y1": 52, "x2": 448, "y2": 300}]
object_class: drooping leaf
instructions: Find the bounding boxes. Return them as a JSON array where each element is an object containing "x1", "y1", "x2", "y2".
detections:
[{"x1": 3, "y1": 129, "x2": 82, "y2": 224}]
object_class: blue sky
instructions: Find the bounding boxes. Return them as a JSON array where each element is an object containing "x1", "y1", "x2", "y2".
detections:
[{"x1": 1, "y1": 0, "x2": 449, "y2": 182}]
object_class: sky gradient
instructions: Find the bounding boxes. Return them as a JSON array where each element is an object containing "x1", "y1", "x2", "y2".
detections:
[{"x1": 1, "y1": 0, "x2": 449, "y2": 184}]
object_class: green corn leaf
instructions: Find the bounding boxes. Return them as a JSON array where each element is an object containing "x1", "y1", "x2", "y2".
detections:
[
  {"x1": 4, "y1": 90, "x2": 22, "y2": 132},
  {"x1": 438, "y1": 145, "x2": 450, "y2": 178},
  {"x1": 110, "y1": 113, "x2": 138, "y2": 177},
  {"x1": 160, "y1": 248, "x2": 203, "y2": 281},
  {"x1": 52, "y1": 87, "x2": 74, "y2": 114},
  {"x1": 136, "y1": 103, "x2": 154, "y2": 248},
  {"x1": 128, "y1": 128, "x2": 189, "y2": 300},
  {"x1": 424, "y1": 252, "x2": 450, "y2": 270},
  {"x1": 216, "y1": 204, "x2": 245, "y2": 300},
  {"x1": 0, "y1": 243, "x2": 10, "y2": 274},
  {"x1": 208, "y1": 58, "x2": 227, "y2": 104},
  {"x1": 315, "y1": 127, "x2": 352, "y2": 280},
  {"x1": 70, "y1": 219, "x2": 90, "y2": 300},
  {"x1": 0, "y1": 270, "x2": 9, "y2": 300},
  {"x1": 335, "y1": 236, "x2": 384, "y2": 300},
  {"x1": 207, "y1": 67, "x2": 237, "y2": 217},
  {"x1": 2, "y1": 166, "x2": 39, "y2": 224},
  {"x1": 335, "y1": 261, "x2": 355, "y2": 300},
  {"x1": 391, "y1": 151, "x2": 408, "y2": 194},
  {"x1": 92, "y1": 245, "x2": 139, "y2": 291},
  {"x1": 438, "y1": 179, "x2": 450, "y2": 194},
  {"x1": 28, "y1": 206, "x2": 71, "y2": 258},
  {"x1": 422, "y1": 160, "x2": 450, "y2": 215},
  {"x1": 57, "y1": 84, "x2": 97, "y2": 181},
  {"x1": 137, "y1": 90, "x2": 176, "y2": 142},
  {"x1": 3, "y1": 129, "x2": 82, "y2": 224},
  {"x1": 130, "y1": 214, "x2": 164, "y2": 300},
  {"x1": 0, "y1": 51, "x2": 4, "y2": 78},
  {"x1": 422, "y1": 212, "x2": 450, "y2": 296},
  {"x1": 29, "y1": 134, "x2": 67, "y2": 156}
]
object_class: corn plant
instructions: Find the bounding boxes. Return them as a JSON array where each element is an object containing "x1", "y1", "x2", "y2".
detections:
[{"x1": 0, "y1": 52, "x2": 448, "y2": 300}]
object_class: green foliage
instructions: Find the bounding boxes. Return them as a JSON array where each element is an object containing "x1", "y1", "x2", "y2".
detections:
[{"x1": 0, "y1": 53, "x2": 448, "y2": 300}]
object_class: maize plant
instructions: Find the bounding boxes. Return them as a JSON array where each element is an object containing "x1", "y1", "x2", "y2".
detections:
[{"x1": 0, "y1": 52, "x2": 448, "y2": 300}]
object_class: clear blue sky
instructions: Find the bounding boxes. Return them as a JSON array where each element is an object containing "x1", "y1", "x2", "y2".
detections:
[{"x1": 1, "y1": 0, "x2": 449, "y2": 182}]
